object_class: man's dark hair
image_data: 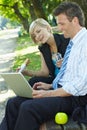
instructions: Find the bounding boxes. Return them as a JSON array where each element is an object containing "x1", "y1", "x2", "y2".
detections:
[{"x1": 53, "y1": 2, "x2": 85, "y2": 26}]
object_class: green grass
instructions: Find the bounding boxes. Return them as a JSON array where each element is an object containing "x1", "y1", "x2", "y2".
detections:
[
  {"x1": 13, "y1": 52, "x2": 41, "y2": 71},
  {"x1": 13, "y1": 35, "x2": 41, "y2": 78},
  {"x1": 16, "y1": 34, "x2": 35, "y2": 50}
]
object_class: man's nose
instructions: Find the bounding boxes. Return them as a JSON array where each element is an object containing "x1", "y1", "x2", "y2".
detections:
[{"x1": 58, "y1": 25, "x2": 63, "y2": 32}]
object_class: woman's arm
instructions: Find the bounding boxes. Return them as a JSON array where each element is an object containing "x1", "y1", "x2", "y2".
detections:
[{"x1": 22, "y1": 53, "x2": 49, "y2": 77}]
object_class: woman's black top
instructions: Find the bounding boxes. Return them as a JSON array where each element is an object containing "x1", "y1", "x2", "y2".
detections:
[{"x1": 38, "y1": 34, "x2": 70, "y2": 78}]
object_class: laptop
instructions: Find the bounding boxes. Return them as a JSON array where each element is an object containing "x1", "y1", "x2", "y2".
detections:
[{"x1": 0, "y1": 72, "x2": 33, "y2": 98}]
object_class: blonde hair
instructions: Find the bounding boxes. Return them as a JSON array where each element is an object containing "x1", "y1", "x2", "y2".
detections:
[{"x1": 29, "y1": 18, "x2": 52, "y2": 43}]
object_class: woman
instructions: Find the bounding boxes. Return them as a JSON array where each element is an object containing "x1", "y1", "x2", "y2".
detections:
[
  {"x1": 21, "y1": 18, "x2": 69, "y2": 86},
  {"x1": 0, "y1": 18, "x2": 70, "y2": 130}
]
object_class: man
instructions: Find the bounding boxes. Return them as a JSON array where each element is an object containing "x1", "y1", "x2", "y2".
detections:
[{"x1": 0, "y1": 2, "x2": 87, "y2": 130}]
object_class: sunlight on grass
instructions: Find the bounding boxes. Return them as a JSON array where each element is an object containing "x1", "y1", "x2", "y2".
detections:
[{"x1": 15, "y1": 45, "x2": 39, "y2": 56}]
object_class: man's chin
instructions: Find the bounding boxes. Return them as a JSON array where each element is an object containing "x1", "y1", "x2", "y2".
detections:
[{"x1": 63, "y1": 34, "x2": 70, "y2": 38}]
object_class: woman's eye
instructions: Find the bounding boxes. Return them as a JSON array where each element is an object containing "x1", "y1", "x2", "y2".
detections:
[{"x1": 37, "y1": 30, "x2": 41, "y2": 33}]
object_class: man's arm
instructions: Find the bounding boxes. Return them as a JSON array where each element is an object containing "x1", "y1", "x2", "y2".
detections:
[{"x1": 32, "y1": 88, "x2": 72, "y2": 98}]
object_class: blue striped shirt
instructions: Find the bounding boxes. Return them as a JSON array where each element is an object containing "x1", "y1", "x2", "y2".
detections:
[{"x1": 54, "y1": 27, "x2": 87, "y2": 96}]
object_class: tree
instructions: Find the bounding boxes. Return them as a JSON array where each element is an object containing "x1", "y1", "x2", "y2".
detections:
[{"x1": 0, "y1": 0, "x2": 62, "y2": 33}]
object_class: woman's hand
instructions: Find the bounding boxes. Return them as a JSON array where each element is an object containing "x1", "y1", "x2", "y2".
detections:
[
  {"x1": 21, "y1": 70, "x2": 29, "y2": 76},
  {"x1": 33, "y1": 82, "x2": 52, "y2": 90},
  {"x1": 56, "y1": 59, "x2": 63, "y2": 68},
  {"x1": 16, "y1": 68, "x2": 29, "y2": 76},
  {"x1": 16, "y1": 67, "x2": 20, "y2": 72}
]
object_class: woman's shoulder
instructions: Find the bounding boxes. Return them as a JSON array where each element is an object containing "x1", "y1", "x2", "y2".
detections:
[{"x1": 38, "y1": 43, "x2": 49, "y2": 50}]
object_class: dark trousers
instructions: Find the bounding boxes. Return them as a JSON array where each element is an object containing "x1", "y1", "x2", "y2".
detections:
[
  {"x1": 1, "y1": 95, "x2": 87, "y2": 130},
  {"x1": 28, "y1": 76, "x2": 54, "y2": 86}
]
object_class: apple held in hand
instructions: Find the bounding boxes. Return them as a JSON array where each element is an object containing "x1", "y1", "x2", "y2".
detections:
[{"x1": 55, "y1": 112, "x2": 68, "y2": 125}]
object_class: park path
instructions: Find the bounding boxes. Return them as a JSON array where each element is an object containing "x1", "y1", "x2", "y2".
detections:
[{"x1": 0, "y1": 29, "x2": 19, "y2": 123}]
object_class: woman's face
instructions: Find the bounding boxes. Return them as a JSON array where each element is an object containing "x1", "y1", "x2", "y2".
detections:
[{"x1": 33, "y1": 25, "x2": 51, "y2": 44}]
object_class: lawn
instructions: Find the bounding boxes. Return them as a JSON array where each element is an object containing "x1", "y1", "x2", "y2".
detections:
[{"x1": 13, "y1": 35, "x2": 41, "y2": 79}]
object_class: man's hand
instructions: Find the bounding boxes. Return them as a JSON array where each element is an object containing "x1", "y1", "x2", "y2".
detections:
[
  {"x1": 32, "y1": 89, "x2": 51, "y2": 98},
  {"x1": 33, "y1": 82, "x2": 52, "y2": 90},
  {"x1": 32, "y1": 87, "x2": 72, "y2": 98}
]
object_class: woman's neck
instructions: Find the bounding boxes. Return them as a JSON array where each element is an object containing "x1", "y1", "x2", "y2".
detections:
[{"x1": 47, "y1": 34, "x2": 57, "y2": 53}]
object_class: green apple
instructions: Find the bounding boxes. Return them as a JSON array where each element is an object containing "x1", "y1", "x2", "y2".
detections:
[{"x1": 55, "y1": 112, "x2": 68, "y2": 124}]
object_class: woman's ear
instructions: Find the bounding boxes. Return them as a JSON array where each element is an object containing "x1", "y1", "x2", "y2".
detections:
[{"x1": 47, "y1": 26, "x2": 51, "y2": 33}]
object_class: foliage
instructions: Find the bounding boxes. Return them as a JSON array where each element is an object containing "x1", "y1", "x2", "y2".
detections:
[{"x1": 0, "y1": 0, "x2": 62, "y2": 32}]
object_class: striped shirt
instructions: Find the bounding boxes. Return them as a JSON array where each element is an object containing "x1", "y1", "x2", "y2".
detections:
[{"x1": 53, "y1": 27, "x2": 87, "y2": 96}]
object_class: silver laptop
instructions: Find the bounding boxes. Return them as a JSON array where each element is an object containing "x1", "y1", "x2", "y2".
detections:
[{"x1": 0, "y1": 72, "x2": 33, "y2": 98}]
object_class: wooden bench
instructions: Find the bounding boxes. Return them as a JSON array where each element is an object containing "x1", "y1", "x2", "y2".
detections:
[{"x1": 40, "y1": 117, "x2": 87, "y2": 130}]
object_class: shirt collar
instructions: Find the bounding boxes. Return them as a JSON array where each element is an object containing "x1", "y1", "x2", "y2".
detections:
[{"x1": 71, "y1": 27, "x2": 87, "y2": 45}]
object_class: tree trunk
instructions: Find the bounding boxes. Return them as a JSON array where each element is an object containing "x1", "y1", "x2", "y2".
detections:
[
  {"x1": 13, "y1": 2, "x2": 29, "y2": 33},
  {"x1": 31, "y1": 0, "x2": 47, "y2": 20},
  {"x1": 22, "y1": 0, "x2": 37, "y2": 21}
]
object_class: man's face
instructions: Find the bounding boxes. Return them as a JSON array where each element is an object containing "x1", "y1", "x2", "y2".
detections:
[{"x1": 56, "y1": 14, "x2": 74, "y2": 38}]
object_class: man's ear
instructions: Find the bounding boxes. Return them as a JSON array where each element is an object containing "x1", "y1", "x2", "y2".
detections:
[{"x1": 72, "y1": 17, "x2": 79, "y2": 24}]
